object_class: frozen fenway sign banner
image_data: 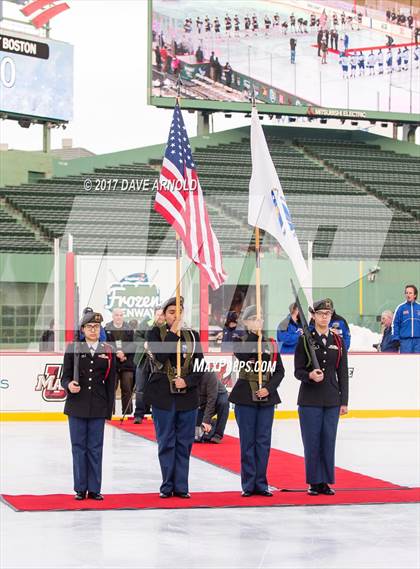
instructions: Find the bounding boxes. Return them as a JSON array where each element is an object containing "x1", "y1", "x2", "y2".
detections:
[{"x1": 105, "y1": 273, "x2": 161, "y2": 320}]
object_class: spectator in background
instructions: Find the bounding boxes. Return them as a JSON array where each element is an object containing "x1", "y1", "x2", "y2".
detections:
[
  {"x1": 392, "y1": 285, "x2": 420, "y2": 353},
  {"x1": 39, "y1": 319, "x2": 54, "y2": 351},
  {"x1": 195, "y1": 45, "x2": 204, "y2": 63},
  {"x1": 105, "y1": 309, "x2": 135, "y2": 416},
  {"x1": 171, "y1": 55, "x2": 180, "y2": 76},
  {"x1": 220, "y1": 311, "x2": 244, "y2": 352},
  {"x1": 373, "y1": 310, "x2": 399, "y2": 353},
  {"x1": 290, "y1": 37, "x2": 297, "y2": 64},
  {"x1": 154, "y1": 45, "x2": 162, "y2": 70},
  {"x1": 325, "y1": 298, "x2": 351, "y2": 351},
  {"x1": 214, "y1": 57, "x2": 222, "y2": 82},
  {"x1": 277, "y1": 303, "x2": 302, "y2": 354},
  {"x1": 224, "y1": 62, "x2": 233, "y2": 86},
  {"x1": 195, "y1": 372, "x2": 229, "y2": 444},
  {"x1": 128, "y1": 319, "x2": 138, "y2": 331},
  {"x1": 132, "y1": 307, "x2": 165, "y2": 424}
]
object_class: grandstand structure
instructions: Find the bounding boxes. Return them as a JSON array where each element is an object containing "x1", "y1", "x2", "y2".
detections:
[
  {"x1": 1, "y1": 126, "x2": 419, "y2": 258},
  {"x1": 1, "y1": 125, "x2": 419, "y2": 345}
]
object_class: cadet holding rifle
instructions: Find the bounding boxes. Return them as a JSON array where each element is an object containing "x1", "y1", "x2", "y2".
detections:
[{"x1": 294, "y1": 297, "x2": 349, "y2": 496}]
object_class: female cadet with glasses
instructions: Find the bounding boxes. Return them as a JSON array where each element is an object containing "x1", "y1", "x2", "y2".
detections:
[{"x1": 294, "y1": 299, "x2": 349, "y2": 496}]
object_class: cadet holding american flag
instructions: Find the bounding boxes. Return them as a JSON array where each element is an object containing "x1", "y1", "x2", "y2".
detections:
[{"x1": 145, "y1": 94, "x2": 227, "y2": 498}]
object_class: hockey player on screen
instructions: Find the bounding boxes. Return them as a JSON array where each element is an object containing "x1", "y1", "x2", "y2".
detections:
[
  {"x1": 386, "y1": 48, "x2": 393, "y2": 73},
  {"x1": 396, "y1": 49, "x2": 402, "y2": 71},
  {"x1": 414, "y1": 45, "x2": 420, "y2": 69},
  {"x1": 234, "y1": 15, "x2": 240, "y2": 36},
  {"x1": 358, "y1": 51, "x2": 365, "y2": 76},
  {"x1": 402, "y1": 47, "x2": 409, "y2": 70},
  {"x1": 339, "y1": 52, "x2": 349, "y2": 78},
  {"x1": 350, "y1": 52, "x2": 358, "y2": 77},
  {"x1": 376, "y1": 49, "x2": 384, "y2": 74},
  {"x1": 367, "y1": 51, "x2": 375, "y2": 75}
]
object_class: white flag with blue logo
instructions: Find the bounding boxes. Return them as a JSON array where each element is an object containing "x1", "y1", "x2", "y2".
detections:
[{"x1": 248, "y1": 107, "x2": 312, "y2": 305}]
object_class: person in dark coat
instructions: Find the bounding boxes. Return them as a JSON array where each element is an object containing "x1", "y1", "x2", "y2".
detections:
[
  {"x1": 105, "y1": 309, "x2": 135, "y2": 416},
  {"x1": 132, "y1": 306, "x2": 165, "y2": 423},
  {"x1": 62, "y1": 311, "x2": 116, "y2": 501},
  {"x1": 229, "y1": 305, "x2": 285, "y2": 497},
  {"x1": 294, "y1": 299, "x2": 349, "y2": 496},
  {"x1": 39, "y1": 319, "x2": 54, "y2": 351},
  {"x1": 144, "y1": 296, "x2": 204, "y2": 498},
  {"x1": 220, "y1": 311, "x2": 244, "y2": 351},
  {"x1": 373, "y1": 310, "x2": 399, "y2": 352},
  {"x1": 196, "y1": 371, "x2": 229, "y2": 443}
]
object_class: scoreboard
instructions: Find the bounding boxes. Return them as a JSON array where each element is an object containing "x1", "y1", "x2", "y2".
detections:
[{"x1": 0, "y1": 28, "x2": 73, "y2": 122}]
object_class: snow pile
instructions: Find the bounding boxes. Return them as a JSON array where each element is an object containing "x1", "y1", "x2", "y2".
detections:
[{"x1": 349, "y1": 324, "x2": 381, "y2": 352}]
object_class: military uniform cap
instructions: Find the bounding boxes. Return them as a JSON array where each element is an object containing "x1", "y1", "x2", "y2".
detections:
[
  {"x1": 310, "y1": 299, "x2": 333, "y2": 313},
  {"x1": 80, "y1": 311, "x2": 103, "y2": 327},
  {"x1": 242, "y1": 305, "x2": 257, "y2": 320},
  {"x1": 226, "y1": 311, "x2": 238, "y2": 323},
  {"x1": 162, "y1": 296, "x2": 184, "y2": 312}
]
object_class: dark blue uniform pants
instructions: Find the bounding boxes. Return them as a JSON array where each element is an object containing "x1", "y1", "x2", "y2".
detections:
[
  {"x1": 152, "y1": 402, "x2": 197, "y2": 494},
  {"x1": 68, "y1": 416, "x2": 105, "y2": 493},
  {"x1": 134, "y1": 363, "x2": 148, "y2": 418},
  {"x1": 235, "y1": 404, "x2": 275, "y2": 493},
  {"x1": 298, "y1": 405, "x2": 340, "y2": 485}
]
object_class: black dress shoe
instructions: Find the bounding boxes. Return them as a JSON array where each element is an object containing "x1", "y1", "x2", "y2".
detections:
[
  {"x1": 74, "y1": 491, "x2": 86, "y2": 500},
  {"x1": 173, "y1": 492, "x2": 191, "y2": 498},
  {"x1": 133, "y1": 417, "x2": 143, "y2": 424},
  {"x1": 255, "y1": 490, "x2": 273, "y2": 497},
  {"x1": 241, "y1": 491, "x2": 253, "y2": 497},
  {"x1": 318, "y1": 483, "x2": 335, "y2": 495},
  {"x1": 87, "y1": 492, "x2": 104, "y2": 500},
  {"x1": 307, "y1": 484, "x2": 319, "y2": 496},
  {"x1": 159, "y1": 492, "x2": 173, "y2": 498}
]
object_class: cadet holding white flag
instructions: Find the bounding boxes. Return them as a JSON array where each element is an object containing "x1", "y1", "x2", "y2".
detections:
[{"x1": 248, "y1": 106, "x2": 312, "y2": 306}]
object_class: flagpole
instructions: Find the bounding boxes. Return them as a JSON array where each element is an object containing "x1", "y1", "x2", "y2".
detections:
[
  {"x1": 255, "y1": 226, "x2": 263, "y2": 392},
  {"x1": 250, "y1": 87, "x2": 263, "y2": 393},
  {"x1": 175, "y1": 77, "x2": 183, "y2": 379}
]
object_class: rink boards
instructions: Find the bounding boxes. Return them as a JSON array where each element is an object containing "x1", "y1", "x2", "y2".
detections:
[{"x1": 0, "y1": 352, "x2": 419, "y2": 419}]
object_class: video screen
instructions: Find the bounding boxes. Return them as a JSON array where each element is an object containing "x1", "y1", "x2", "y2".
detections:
[{"x1": 150, "y1": 0, "x2": 419, "y2": 117}]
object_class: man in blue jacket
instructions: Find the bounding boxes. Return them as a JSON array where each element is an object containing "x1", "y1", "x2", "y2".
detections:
[
  {"x1": 392, "y1": 285, "x2": 420, "y2": 353},
  {"x1": 277, "y1": 303, "x2": 302, "y2": 354}
]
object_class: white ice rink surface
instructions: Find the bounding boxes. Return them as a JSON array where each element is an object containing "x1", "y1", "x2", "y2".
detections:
[{"x1": 1, "y1": 418, "x2": 419, "y2": 569}]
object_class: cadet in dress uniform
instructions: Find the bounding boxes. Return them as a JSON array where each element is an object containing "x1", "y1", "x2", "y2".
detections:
[
  {"x1": 144, "y1": 296, "x2": 204, "y2": 498},
  {"x1": 229, "y1": 305, "x2": 285, "y2": 497},
  {"x1": 294, "y1": 299, "x2": 349, "y2": 496},
  {"x1": 62, "y1": 312, "x2": 116, "y2": 501}
]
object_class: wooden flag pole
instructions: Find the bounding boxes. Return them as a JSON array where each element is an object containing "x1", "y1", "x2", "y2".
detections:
[
  {"x1": 255, "y1": 226, "x2": 263, "y2": 391},
  {"x1": 175, "y1": 232, "x2": 182, "y2": 378},
  {"x1": 250, "y1": 87, "x2": 263, "y2": 392},
  {"x1": 175, "y1": 78, "x2": 183, "y2": 380}
]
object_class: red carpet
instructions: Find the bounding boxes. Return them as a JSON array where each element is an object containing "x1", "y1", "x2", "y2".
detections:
[
  {"x1": 2, "y1": 419, "x2": 419, "y2": 512},
  {"x1": 2, "y1": 488, "x2": 420, "y2": 512},
  {"x1": 110, "y1": 420, "x2": 402, "y2": 491}
]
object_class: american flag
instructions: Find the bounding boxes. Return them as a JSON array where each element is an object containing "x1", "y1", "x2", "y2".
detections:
[{"x1": 155, "y1": 104, "x2": 227, "y2": 290}]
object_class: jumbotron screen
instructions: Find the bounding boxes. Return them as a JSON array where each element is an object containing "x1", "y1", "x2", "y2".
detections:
[
  {"x1": 149, "y1": 0, "x2": 419, "y2": 120},
  {"x1": 0, "y1": 28, "x2": 73, "y2": 122}
]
